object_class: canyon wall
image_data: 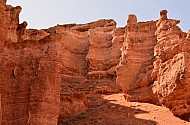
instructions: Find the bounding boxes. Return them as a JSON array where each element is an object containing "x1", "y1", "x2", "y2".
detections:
[
  {"x1": 116, "y1": 10, "x2": 190, "y2": 120},
  {"x1": 0, "y1": 1, "x2": 122, "y2": 124},
  {"x1": 116, "y1": 15, "x2": 158, "y2": 103},
  {"x1": 58, "y1": 20, "x2": 123, "y2": 120},
  {"x1": 0, "y1": 1, "x2": 190, "y2": 124},
  {"x1": 153, "y1": 10, "x2": 190, "y2": 120},
  {"x1": 0, "y1": 2, "x2": 62, "y2": 123},
  {"x1": 0, "y1": 0, "x2": 8, "y2": 52}
]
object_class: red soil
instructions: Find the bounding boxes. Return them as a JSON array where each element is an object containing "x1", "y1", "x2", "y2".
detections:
[{"x1": 59, "y1": 93, "x2": 190, "y2": 125}]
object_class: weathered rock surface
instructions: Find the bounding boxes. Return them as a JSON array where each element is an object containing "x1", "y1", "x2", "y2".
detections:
[
  {"x1": 152, "y1": 10, "x2": 190, "y2": 120},
  {"x1": 115, "y1": 10, "x2": 190, "y2": 120},
  {"x1": 58, "y1": 22, "x2": 122, "y2": 121},
  {"x1": 0, "y1": 36, "x2": 63, "y2": 124},
  {"x1": 59, "y1": 93, "x2": 89, "y2": 120},
  {"x1": 1, "y1": 2, "x2": 62, "y2": 124},
  {"x1": 0, "y1": 0, "x2": 8, "y2": 52},
  {"x1": 1, "y1": 2, "x2": 122, "y2": 124},
  {"x1": 1, "y1": 1, "x2": 190, "y2": 124},
  {"x1": 116, "y1": 15, "x2": 158, "y2": 103}
]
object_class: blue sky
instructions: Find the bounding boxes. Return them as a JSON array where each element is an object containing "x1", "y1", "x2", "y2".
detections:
[{"x1": 7, "y1": 0, "x2": 190, "y2": 32}]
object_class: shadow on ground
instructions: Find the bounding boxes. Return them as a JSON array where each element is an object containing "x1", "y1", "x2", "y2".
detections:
[{"x1": 58, "y1": 93, "x2": 157, "y2": 125}]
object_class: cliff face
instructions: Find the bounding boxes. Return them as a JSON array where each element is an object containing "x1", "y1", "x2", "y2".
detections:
[
  {"x1": 153, "y1": 10, "x2": 190, "y2": 119},
  {"x1": 116, "y1": 15, "x2": 158, "y2": 103},
  {"x1": 0, "y1": 0, "x2": 8, "y2": 52},
  {"x1": 1, "y1": 37, "x2": 62, "y2": 125},
  {"x1": 58, "y1": 20, "x2": 123, "y2": 120},
  {"x1": 0, "y1": 4, "x2": 62, "y2": 123},
  {"x1": 0, "y1": 2, "x2": 122, "y2": 124},
  {"x1": 1, "y1": 1, "x2": 190, "y2": 124}
]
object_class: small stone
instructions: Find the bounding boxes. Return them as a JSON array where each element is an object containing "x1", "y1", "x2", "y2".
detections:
[{"x1": 152, "y1": 116, "x2": 156, "y2": 119}]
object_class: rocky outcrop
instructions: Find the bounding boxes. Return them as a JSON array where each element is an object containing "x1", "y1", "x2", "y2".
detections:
[
  {"x1": 0, "y1": 2, "x2": 122, "y2": 123},
  {"x1": 86, "y1": 22, "x2": 123, "y2": 93},
  {"x1": 152, "y1": 10, "x2": 190, "y2": 120},
  {"x1": 0, "y1": 0, "x2": 8, "y2": 52},
  {"x1": 0, "y1": 35, "x2": 63, "y2": 124},
  {"x1": 0, "y1": 2, "x2": 62, "y2": 124},
  {"x1": 58, "y1": 22, "x2": 122, "y2": 121},
  {"x1": 116, "y1": 10, "x2": 190, "y2": 120},
  {"x1": 59, "y1": 93, "x2": 89, "y2": 120},
  {"x1": 1, "y1": 1, "x2": 190, "y2": 124},
  {"x1": 116, "y1": 14, "x2": 158, "y2": 103}
]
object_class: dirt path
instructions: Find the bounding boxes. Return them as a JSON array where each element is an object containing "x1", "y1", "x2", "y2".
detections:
[{"x1": 60, "y1": 93, "x2": 190, "y2": 125}]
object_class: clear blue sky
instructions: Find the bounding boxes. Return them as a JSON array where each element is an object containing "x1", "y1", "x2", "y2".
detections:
[{"x1": 7, "y1": 0, "x2": 190, "y2": 32}]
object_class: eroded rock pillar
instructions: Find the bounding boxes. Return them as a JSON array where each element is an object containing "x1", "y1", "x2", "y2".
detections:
[{"x1": 27, "y1": 41, "x2": 62, "y2": 125}]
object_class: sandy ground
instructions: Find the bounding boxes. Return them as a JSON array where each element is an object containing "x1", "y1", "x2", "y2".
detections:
[{"x1": 59, "y1": 93, "x2": 190, "y2": 125}]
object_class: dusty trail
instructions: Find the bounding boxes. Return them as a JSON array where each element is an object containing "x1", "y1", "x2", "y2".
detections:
[{"x1": 59, "y1": 93, "x2": 190, "y2": 125}]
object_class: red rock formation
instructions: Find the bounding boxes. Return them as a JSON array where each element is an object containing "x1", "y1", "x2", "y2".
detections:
[
  {"x1": 0, "y1": 0, "x2": 8, "y2": 52},
  {"x1": 116, "y1": 14, "x2": 158, "y2": 103},
  {"x1": 1, "y1": 1, "x2": 190, "y2": 124},
  {"x1": 0, "y1": 36, "x2": 63, "y2": 124},
  {"x1": 116, "y1": 10, "x2": 190, "y2": 120},
  {"x1": 153, "y1": 10, "x2": 190, "y2": 120},
  {"x1": 59, "y1": 93, "x2": 89, "y2": 120},
  {"x1": 0, "y1": 2, "x2": 61, "y2": 124},
  {"x1": 58, "y1": 20, "x2": 122, "y2": 119},
  {"x1": 86, "y1": 21, "x2": 122, "y2": 93}
]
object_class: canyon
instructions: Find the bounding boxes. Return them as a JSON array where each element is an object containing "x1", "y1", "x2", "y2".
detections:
[{"x1": 0, "y1": 1, "x2": 190, "y2": 125}]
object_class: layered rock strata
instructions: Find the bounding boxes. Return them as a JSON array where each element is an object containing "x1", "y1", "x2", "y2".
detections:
[
  {"x1": 59, "y1": 21, "x2": 123, "y2": 119},
  {"x1": 152, "y1": 10, "x2": 190, "y2": 120},
  {"x1": 1, "y1": 37, "x2": 62, "y2": 125},
  {"x1": 116, "y1": 14, "x2": 158, "y2": 103},
  {"x1": 0, "y1": 1, "x2": 122, "y2": 124},
  {"x1": 0, "y1": 0, "x2": 9, "y2": 52},
  {"x1": 1, "y1": 0, "x2": 190, "y2": 123},
  {"x1": 0, "y1": 4, "x2": 63, "y2": 122}
]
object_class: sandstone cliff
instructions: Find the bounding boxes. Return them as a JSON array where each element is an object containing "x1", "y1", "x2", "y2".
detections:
[
  {"x1": 153, "y1": 10, "x2": 190, "y2": 120},
  {"x1": 116, "y1": 15, "x2": 158, "y2": 103},
  {"x1": 0, "y1": 1, "x2": 190, "y2": 124},
  {"x1": 116, "y1": 10, "x2": 190, "y2": 120}
]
